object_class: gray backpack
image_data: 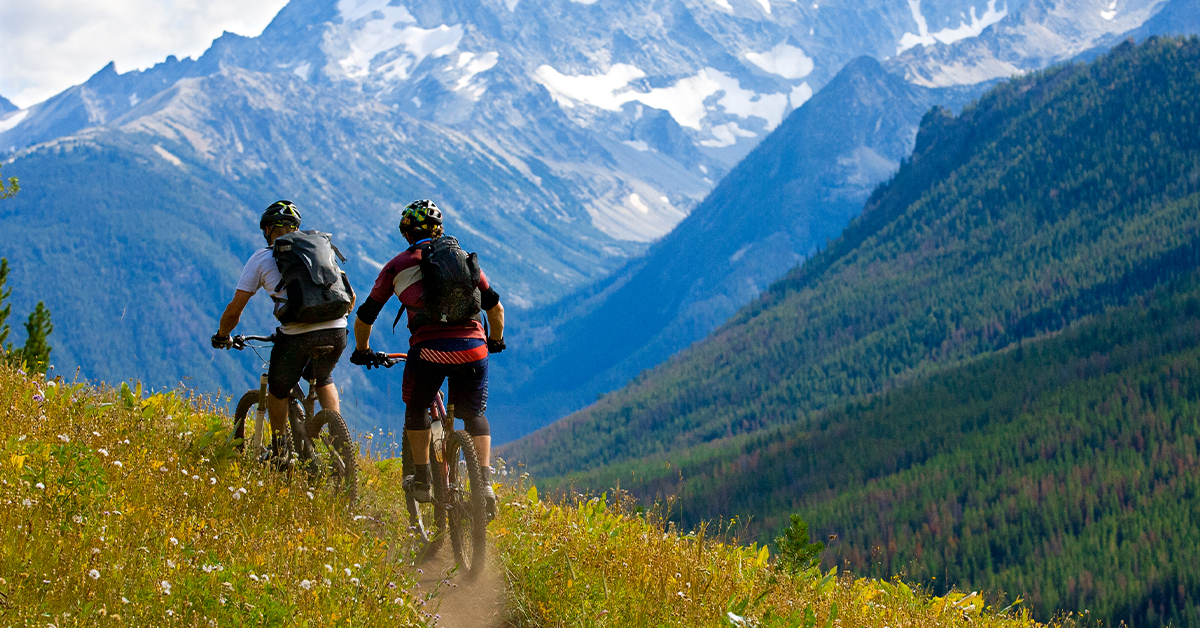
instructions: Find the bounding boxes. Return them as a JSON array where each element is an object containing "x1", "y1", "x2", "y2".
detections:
[{"x1": 271, "y1": 231, "x2": 354, "y2": 324}]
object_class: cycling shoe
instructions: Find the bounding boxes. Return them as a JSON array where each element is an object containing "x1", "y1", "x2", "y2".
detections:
[{"x1": 403, "y1": 475, "x2": 433, "y2": 503}]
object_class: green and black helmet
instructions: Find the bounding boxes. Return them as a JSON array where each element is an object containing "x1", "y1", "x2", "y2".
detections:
[
  {"x1": 399, "y1": 199, "x2": 443, "y2": 235},
  {"x1": 260, "y1": 200, "x2": 303, "y2": 230}
]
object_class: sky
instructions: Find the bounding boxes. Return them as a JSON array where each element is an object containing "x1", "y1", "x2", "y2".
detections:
[{"x1": 0, "y1": 0, "x2": 291, "y2": 109}]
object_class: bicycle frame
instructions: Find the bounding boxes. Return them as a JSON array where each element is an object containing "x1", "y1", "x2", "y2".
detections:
[
  {"x1": 234, "y1": 334, "x2": 321, "y2": 452},
  {"x1": 385, "y1": 353, "x2": 450, "y2": 478}
]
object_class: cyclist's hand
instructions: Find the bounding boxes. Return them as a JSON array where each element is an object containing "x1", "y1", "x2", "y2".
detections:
[
  {"x1": 351, "y1": 349, "x2": 387, "y2": 369},
  {"x1": 211, "y1": 333, "x2": 233, "y2": 350},
  {"x1": 487, "y1": 337, "x2": 506, "y2": 354}
]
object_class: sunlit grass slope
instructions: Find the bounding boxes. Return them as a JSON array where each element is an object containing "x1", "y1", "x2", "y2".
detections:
[
  {"x1": 0, "y1": 362, "x2": 1056, "y2": 627},
  {"x1": 0, "y1": 365, "x2": 433, "y2": 626},
  {"x1": 497, "y1": 487, "x2": 1047, "y2": 628}
]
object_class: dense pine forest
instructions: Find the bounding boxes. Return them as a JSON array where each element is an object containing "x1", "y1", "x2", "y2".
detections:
[{"x1": 501, "y1": 36, "x2": 1200, "y2": 627}]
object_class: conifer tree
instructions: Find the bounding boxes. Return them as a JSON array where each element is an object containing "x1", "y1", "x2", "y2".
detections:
[
  {"x1": 0, "y1": 258, "x2": 11, "y2": 352},
  {"x1": 19, "y1": 302, "x2": 53, "y2": 375},
  {"x1": 0, "y1": 164, "x2": 16, "y2": 200}
]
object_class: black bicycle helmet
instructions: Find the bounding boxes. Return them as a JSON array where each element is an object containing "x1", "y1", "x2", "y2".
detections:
[
  {"x1": 399, "y1": 199, "x2": 442, "y2": 235},
  {"x1": 260, "y1": 200, "x2": 302, "y2": 230}
]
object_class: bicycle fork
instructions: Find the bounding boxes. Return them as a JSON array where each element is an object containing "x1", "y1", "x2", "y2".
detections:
[{"x1": 251, "y1": 373, "x2": 269, "y2": 452}]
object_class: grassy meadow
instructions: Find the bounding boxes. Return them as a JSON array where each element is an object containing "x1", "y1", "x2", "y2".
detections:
[{"x1": 1, "y1": 362, "x2": 1055, "y2": 627}]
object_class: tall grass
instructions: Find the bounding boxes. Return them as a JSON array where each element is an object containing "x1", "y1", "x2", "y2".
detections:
[
  {"x1": 495, "y1": 484, "x2": 1046, "y2": 628},
  {"x1": 0, "y1": 364, "x2": 433, "y2": 626}
]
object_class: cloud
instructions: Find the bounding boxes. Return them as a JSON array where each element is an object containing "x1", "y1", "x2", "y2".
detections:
[{"x1": 0, "y1": 0, "x2": 289, "y2": 108}]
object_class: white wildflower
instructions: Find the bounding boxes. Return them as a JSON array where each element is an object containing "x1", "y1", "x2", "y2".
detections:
[
  {"x1": 160, "y1": 580, "x2": 171, "y2": 595},
  {"x1": 88, "y1": 569, "x2": 100, "y2": 580},
  {"x1": 232, "y1": 492, "x2": 241, "y2": 501},
  {"x1": 58, "y1": 434, "x2": 70, "y2": 443},
  {"x1": 35, "y1": 483, "x2": 44, "y2": 490},
  {"x1": 169, "y1": 537, "x2": 178, "y2": 546},
  {"x1": 210, "y1": 478, "x2": 217, "y2": 485},
  {"x1": 97, "y1": 449, "x2": 108, "y2": 457},
  {"x1": 113, "y1": 461, "x2": 123, "y2": 468},
  {"x1": 299, "y1": 579, "x2": 312, "y2": 590},
  {"x1": 324, "y1": 564, "x2": 333, "y2": 572},
  {"x1": 350, "y1": 577, "x2": 360, "y2": 585},
  {"x1": 306, "y1": 491, "x2": 314, "y2": 500},
  {"x1": 344, "y1": 568, "x2": 352, "y2": 577},
  {"x1": 249, "y1": 574, "x2": 259, "y2": 582}
]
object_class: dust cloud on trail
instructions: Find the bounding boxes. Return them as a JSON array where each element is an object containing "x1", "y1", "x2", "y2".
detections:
[{"x1": 421, "y1": 552, "x2": 509, "y2": 628}]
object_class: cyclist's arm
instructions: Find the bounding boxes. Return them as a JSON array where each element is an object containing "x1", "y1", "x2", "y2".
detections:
[
  {"x1": 354, "y1": 295, "x2": 387, "y2": 351},
  {"x1": 485, "y1": 301, "x2": 504, "y2": 341},
  {"x1": 354, "y1": 316, "x2": 373, "y2": 351},
  {"x1": 217, "y1": 289, "x2": 254, "y2": 336}
]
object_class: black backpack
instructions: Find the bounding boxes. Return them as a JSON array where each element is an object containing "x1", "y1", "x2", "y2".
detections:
[
  {"x1": 271, "y1": 230, "x2": 355, "y2": 324},
  {"x1": 413, "y1": 235, "x2": 481, "y2": 326}
]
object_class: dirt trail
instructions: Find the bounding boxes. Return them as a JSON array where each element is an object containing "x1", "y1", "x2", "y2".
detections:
[{"x1": 420, "y1": 552, "x2": 509, "y2": 628}]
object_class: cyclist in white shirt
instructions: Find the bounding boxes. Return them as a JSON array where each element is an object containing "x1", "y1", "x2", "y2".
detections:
[{"x1": 211, "y1": 201, "x2": 352, "y2": 462}]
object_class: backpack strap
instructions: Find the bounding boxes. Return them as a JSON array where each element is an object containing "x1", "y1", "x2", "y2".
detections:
[{"x1": 391, "y1": 304, "x2": 406, "y2": 334}]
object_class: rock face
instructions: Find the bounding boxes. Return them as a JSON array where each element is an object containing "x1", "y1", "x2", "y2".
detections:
[{"x1": 0, "y1": 0, "x2": 1179, "y2": 432}]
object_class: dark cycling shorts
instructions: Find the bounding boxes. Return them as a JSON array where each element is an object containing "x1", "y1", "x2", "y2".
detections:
[
  {"x1": 402, "y1": 345, "x2": 489, "y2": 436},
  {"x1": 268, "y1": 327, "x2": 347, "y2": 399}
]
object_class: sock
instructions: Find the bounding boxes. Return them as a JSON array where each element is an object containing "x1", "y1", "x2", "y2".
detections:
[{"x1": 415, "y1": 463, "x2": 432, "y2": 485}]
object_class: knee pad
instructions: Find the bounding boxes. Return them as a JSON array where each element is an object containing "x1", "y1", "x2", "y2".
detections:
[
  {"x1": 267, "y1": 380, "x2": 294, "y2": 401},
  {"x1": 460, "y1": 414, "x2": 490, "y2": 437},
  {"x1": 405, "y1": 406, "x2": 432, "y2": 432}
]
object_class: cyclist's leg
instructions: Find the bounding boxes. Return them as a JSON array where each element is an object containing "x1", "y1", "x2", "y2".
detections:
[
  {"x1": 447, "y1": 357, "x2": 490, "y2": 467},
  {"x1": 304, "y1": 328, "x2": 347, "y2": 414},
  {"x1": 267, "y1": 332, "x2": 308, "y2": 432},
  {"x1": 402, "y1": 354, "x2": 447, "y2": 466}
]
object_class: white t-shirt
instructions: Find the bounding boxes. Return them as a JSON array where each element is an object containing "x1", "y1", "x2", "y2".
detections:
[{"x1": 236, "y1": 247, "x2": 348, "y2": 335}]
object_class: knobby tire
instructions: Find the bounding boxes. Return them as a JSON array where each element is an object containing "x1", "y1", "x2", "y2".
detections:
[
  {"x1": 446, "y1": 430, "x2": 487, "y2": 579},
  {"x1": 305, "y1": 409, "x2": 359, "y2": 504}
]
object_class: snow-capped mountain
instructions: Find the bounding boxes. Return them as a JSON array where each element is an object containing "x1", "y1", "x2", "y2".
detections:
[{"x1": 0, "y1": 0, "x2": 1182, "y2": 434}]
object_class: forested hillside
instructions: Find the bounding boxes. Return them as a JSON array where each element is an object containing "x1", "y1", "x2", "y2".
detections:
[{"x1": 501, "y1": 35, "x2": 1200, "y2": 626}]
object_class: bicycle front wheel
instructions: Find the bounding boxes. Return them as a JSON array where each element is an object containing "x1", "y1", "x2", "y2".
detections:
[
  {"x1": 446, "y1": 430, "x2": 487, "y2": 578},
  {"x1": 233, "y1": 391, "x2": 302, "y2": 455},
  {"x1": 304, "y1": 409, "x2": 359, "y2": 504}
]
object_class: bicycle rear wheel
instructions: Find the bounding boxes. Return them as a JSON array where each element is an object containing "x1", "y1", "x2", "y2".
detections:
[
  {"x1": 402, "y1": 428, "x2": 447, "y2": 559},
  {"x1": 446, "y1": 430, "x2": 487, "y2": 578},
  {"x1": 304, "y1": 409, "x2": 359, "y2": 504}
]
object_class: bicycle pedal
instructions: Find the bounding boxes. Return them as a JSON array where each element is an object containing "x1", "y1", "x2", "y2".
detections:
[{"x1": 403, "y1": 475, "x2": 433, "y2": 504}]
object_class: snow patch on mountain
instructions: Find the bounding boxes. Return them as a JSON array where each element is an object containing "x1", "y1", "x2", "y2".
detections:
[
  {"x1": 535, "y1": 64, "x2": 792, "y2": 140},
  {"x1": 745, "y1": 42, "x2": 814, "y2": 79},
  {"x1": 790, "y1": 82, "x2": 814, "y2": 108},
  {"x1": 898, "y1": 0, "x2": 1009, "y2": 53},
  {"x1": 701, "y1": 121, "x2": 757, "y2": 148},
  {"x1": 1101, "y1": 0, "x2": 1118, "y2": 19},
  {"x1": 0, "y1": 110, "x2": 28, "y2": 133},
  {"x1": 454, "y1": 51, "x2": 500, "y2": 97},
  {"x1": 334, "y1": 0, "x2": 462, "y2": 80}
]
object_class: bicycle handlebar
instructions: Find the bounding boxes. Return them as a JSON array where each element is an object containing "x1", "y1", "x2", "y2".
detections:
[
  {"x1": 382, "y1": 352, "x2": 406, "y2": 368},
  {"x1": 230, "y1": 334, "x2": 276, "y2": 350}
]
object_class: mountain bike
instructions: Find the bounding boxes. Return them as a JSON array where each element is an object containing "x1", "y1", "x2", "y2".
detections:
[
  {"x1": 377, "y1": 352, "x2": 488, "y2": 578},
  {"x1": 228, "y1": 334, "x2": 358, "y2": 503}
]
